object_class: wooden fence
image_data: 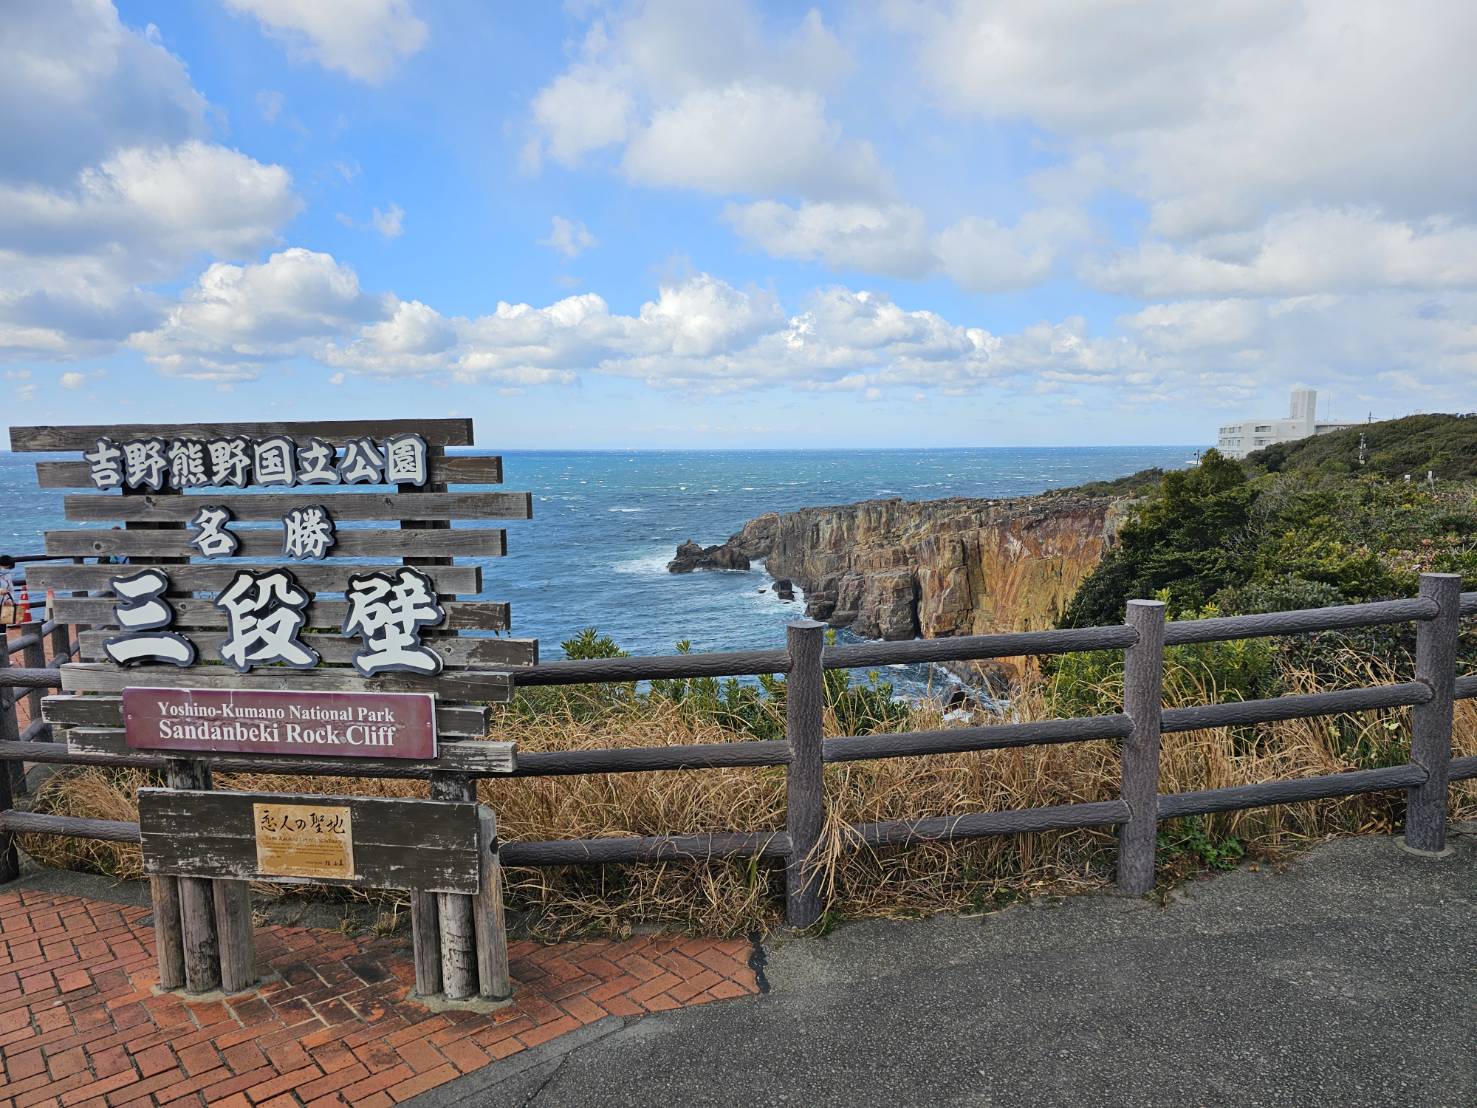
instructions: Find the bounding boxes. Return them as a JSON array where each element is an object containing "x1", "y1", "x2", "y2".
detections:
[{"x1": 1, "y1": 564, "x2": 1474, "y2": 927}]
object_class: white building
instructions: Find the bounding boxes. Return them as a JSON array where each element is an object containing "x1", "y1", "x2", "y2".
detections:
[{"x1": 1216, "y1": 388, "x2": 1358, "y2": 459}]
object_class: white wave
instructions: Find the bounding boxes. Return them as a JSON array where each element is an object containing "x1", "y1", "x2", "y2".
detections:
[
  {"x1": 612, "y1": 550, "x2": 673, "y2": 575},
  {"x1": 607, "y1": 507, "x2": 645, "y2": 513}
]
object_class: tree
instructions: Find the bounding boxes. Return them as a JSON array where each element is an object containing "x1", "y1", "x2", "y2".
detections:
[{"x1": 1061, "y1": 450, "x2": 1255, "y2": 626}]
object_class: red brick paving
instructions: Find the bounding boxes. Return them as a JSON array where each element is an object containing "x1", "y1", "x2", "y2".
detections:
[{"x1": 0, "y1": 888, "x2": 757, "y2": 1105}]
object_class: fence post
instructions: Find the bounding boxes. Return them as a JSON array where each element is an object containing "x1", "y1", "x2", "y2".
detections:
[
  {"x1": 19, "y1": 636, "x2": 46, "y2": 755},
  {"x1": 0, "y1": 646, "x2": 17, "y2": 884},
  {"x1": 1406, "y1": 572, "x2": 1460, "y2": 854},
  {"x1": 0, "y1": 634, "x2": 21, "y2": 879},
  {"x1": 430, "y1": 772, "x2": 477, "y2": 1000},
  {"x1": 474, "y1": 807, "x2": 512, "y2": 1000},
  {"x1": 166, "y1": 758, "x2": 221, "y2": 993},
  {"x1": 1117, "y1": 599, "x2": 1165, "y2": 895},
  {"x1": 785, "y1": 620, "x2": 826, "y2": 928}
]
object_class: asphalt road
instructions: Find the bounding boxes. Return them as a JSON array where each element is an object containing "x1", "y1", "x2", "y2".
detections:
[{"x1": 417, "y1": 829, "x2": 1477, "y2": 1107}]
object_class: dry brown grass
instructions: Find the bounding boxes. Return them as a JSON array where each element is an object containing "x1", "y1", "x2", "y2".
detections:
[{"x1": 21, "y1": 660, "x2": 1476, "y2": 941}]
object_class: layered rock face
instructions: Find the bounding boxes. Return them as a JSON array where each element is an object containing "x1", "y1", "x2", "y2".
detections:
[{"x1": 673, "y1": 495, "x2": 1123, "y2": 642}]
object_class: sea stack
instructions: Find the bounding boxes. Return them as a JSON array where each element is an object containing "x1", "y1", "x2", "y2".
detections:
[{"x1": 667, "y1": 539, "x2": 751, "y2": 573}]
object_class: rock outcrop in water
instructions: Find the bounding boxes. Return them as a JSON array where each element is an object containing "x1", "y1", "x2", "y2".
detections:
[
  {"x1": 670, "y1": 494, "x2": 1126, "y2": 644},
  {"x1": 667, "y1": 539, "x2": 751, "y2": 573}
]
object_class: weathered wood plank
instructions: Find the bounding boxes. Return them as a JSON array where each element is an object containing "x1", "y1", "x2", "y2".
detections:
[
  {"x1": 63, "y1": 490, "x2": 531, "y2": 523},
  {"x1": 0, "y1": 809, "x2": 140, "y2": 843},
  {"x1": 166, "y1": 759, "x2": 221, "y2": 994},
  {"x1": 27, "y1": 562, "x2": 481, "y2": 595},
  {"x1": 474, "y1": 808, "x2": 511, "y2": 1000},
  {"x1": 65, "y1": 728, "x2": 516, "y2": 774},
  {"x1": 1406, "y1": 573, "x2": 1461, "y2": 852},
  {"x1": 77, "y1": 630, "x2": 537, "y2": 669},
  {"x1": 499, "y1": 830, "x2": 790, "y2": 866},
  {"x1": 411, "y1": 894, "x2": 441, "y2": 996},
  {"x1": 10, "y1": 418, "x2": 473, "y2": 451},
  {"x1": 46, "y1": 527, "x2": 508, "y2": 560},
  {"x1": 34, "y1": 453, "x2": 503, "y2": 489},
  {"x1": 44, "y1": 693, "x2": 492, "y2": 738},
  {"x1": 138, "y1": 788, "x2": 484, "y2": 894},
  {"x1": 852, "y1": 800, "x2": 1131, "y2": 848},
  {"x1": 1117, "y1": 600, "x2": 1165, "y2": 896},
  {"x1": 53, "y1": 596, "x2": 511, "y2": 633},
  {"x1": 431, "y1": 773, "x2": 477, "y2": 999},
  {"x1": 784, "y1": 621, "x2": 825, "y2": 929},
  {"x1": 1156, "y1": 764, "x2": 1427, "y2": 820},
  {"x1": 0, "y1": 738, "x2": 518, "y2": 778},
  {"x1": 59, "y1": 662, "x2": 515, "y2": 702},
  {"x1": 149, "y1": 877, "x2": 186, "y2": 990},
  {"x1": 212, "y1": 880, "x2": 257, "y2": 993}
]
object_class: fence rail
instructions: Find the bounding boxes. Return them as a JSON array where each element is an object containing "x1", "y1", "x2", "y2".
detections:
[{"x1": 1, "y1": 571, "x2": 1473, "y2": 925}]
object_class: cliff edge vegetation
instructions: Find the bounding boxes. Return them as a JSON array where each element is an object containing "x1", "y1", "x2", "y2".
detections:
[{"x1": 1063, "y1": 435, "x2": 1477, "y2": 629}]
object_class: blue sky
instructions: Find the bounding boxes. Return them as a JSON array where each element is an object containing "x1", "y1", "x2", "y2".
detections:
[{"x1": 4, "y1": 1, "x2": 1475, "y2": 448}]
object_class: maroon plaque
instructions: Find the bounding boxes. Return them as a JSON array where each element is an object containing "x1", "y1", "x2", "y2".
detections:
[{"x1": 122, "y1": 687, "x2": 437, "y2": 760}]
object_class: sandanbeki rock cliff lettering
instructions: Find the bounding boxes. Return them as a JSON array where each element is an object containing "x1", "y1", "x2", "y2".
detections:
[{"x1": 671, "y1": 494, "x2": 1128, "y2": 646}]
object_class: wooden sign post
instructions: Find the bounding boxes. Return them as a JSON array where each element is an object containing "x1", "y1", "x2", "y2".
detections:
[
  {"x1": 138, "y1": 788, "x2": 510, "y2": 1000},
  {"x1": 10, "y1": 418, "x2": 533, "y2": 1003}
]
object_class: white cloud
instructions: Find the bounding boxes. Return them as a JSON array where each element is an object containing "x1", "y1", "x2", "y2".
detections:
[
  {"x1": 1118, "y1": 299, "x2": 1263, "y2": 354},
  {"x1": 934, "y1": 209, "x2": 1089, "y2": 293},
  {"x1": 59, "y1": 371, "x2": 86, "y2": 389},
  {"x1": 0, "y1": 3, "x2": 301, "y2": 361},
  {"x1": 371, "y1": 203, "x2": 404, "y2": 239},
  {"x1": 540, "y1": 216, "x2": 598, "y2": 259},
  {"x1": 725, "y1": 201, "x2": 933, "y2": 276},
  {"x1": 0, "y1": 142, "x2": 297, "y2": 264},
  {"x1": 222, "y1": 0, "x2": 428, "y2": 83},
  {"x1": 529, "y1": 66, "x2": 634, "y2": 168},
  {"x1": 724, "y1": 201, "x2": 1086, "y2": 291},
  {"x1": 1087, "y1": 208, "x2": 1477, "y2": 298},
  {"x1": 525, "y1": 3, "x2": 876, "y2": 199},
  {"x1": 624, "y1": 84, "x2": 884, "y2": 199},
  {"x1": 0, "y1": 0, "x2": 207, "y2": 186},
  {"x1": 906, "y1": 1, "x2": 1477, "y2": 237},
  {"x1": 130, "y1": 244, "x2": 1477, "y2": 410},
  {"x1": 0, "y1": 141, "x2": 299, "y2": 357},
  {"x1": 618, "y1": 2, "x2": 850, "y2": 99},
  {"x1": 130, "y1": 247, "x2": 387, "y2": 379}
]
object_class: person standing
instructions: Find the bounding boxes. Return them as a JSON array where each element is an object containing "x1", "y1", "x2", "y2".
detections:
[{"x1": 0, "y1": 555, "x2": 16, "y2": 624}]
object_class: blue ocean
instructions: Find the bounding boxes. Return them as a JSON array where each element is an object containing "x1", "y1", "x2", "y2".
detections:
[{"x1": 1, "y1": 447, "x2": 1194, "y2": 663}]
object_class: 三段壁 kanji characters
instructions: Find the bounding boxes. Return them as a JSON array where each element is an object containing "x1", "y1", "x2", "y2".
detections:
[
  {"x1": 103, "y1": 569, "x2": 197, "y2": 667},
  {"x1": 342, "y1": 567, "x2": 446, "y2": 676},
  {"x1": 215, "y1": 568, "x2": 320, "y2": 673},
  {"x1": 104, "y1": 565, "x2": 449, "y2": 675}
]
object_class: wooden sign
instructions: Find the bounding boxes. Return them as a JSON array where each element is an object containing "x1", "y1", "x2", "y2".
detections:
[
  {"x1": 254, "y1": 802, "x2": 355, "y2": 880},
  {"x1": 122, "y1": 687, "x2": 438, "y2": 760},
  {"x1": 11, "y1": 418, "x2": 538, "y2": 704},
  {"x1": 138, "y1": 788, "x2": 486, "y2": 895}
]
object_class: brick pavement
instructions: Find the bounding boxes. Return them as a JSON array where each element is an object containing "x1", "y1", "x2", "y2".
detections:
[{"x1": 0, "y1": 888, "x2": 758, "y2": 1106}]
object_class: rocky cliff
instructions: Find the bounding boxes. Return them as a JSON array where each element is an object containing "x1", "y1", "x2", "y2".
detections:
[{"x1": 672, "y1": 494, "x2": 1126, "y2": 644}]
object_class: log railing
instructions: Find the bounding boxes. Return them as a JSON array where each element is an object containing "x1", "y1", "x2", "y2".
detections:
[{"x1": 0, "y1": 570, "x2": 1473, "y2": 926}]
